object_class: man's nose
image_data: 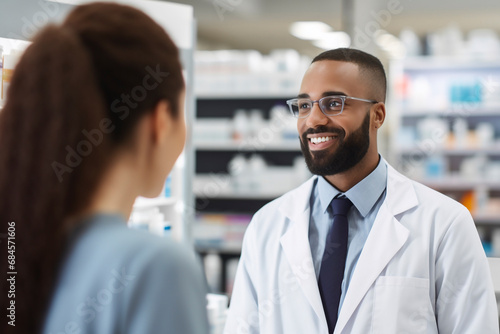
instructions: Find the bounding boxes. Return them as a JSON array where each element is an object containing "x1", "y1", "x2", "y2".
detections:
[{"x1": 305, "y1": 102, "x2": 328, "y2": 128}]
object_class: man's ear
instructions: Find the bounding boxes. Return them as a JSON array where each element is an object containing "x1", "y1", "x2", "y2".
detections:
[
  {"x1": 372, "y1": 102, "x2": 386, "y2": 129},
  {"x1": 150, "y1": 100, "x2": 172, "y2": 145}
]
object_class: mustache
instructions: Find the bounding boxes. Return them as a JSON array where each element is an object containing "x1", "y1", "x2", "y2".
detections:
[{"x1": 301, "y1": 126, "x2": 345, "y2": 138}]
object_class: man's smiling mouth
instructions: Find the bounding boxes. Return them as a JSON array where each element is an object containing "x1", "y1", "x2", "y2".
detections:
[{"x1": 309, "y1": 136, "x2": 336, "y2": 144}]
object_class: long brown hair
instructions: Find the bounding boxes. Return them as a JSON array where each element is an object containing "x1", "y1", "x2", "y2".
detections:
[{"x1": 0, "y1": 3, "x2": 184, "y2": 333}]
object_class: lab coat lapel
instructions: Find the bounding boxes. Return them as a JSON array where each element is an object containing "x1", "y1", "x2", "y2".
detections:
[
  {"x1": 335, "y1": 164, "x2": 418, "y2": 333},
  {"x1": 279, "y1": 176, "x2": 327, "y2": 327}
]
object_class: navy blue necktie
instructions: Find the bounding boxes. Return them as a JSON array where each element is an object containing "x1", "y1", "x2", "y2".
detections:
[{"x1": 318, "y1": 196, "x2": 353, "y2": 333}]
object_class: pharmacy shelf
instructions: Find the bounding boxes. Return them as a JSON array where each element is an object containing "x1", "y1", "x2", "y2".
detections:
[
  {"x1": 194, "y1": 93, "x2": 305, "y2": 295},
  {"x1": 194, "y1": 190, "x2": 283, "y2": 200},
  {"x1": 193, "y1": 172, "x2": 304, "y2": 201},
  {"x1": 195, "y1": 242, "x2": 242, "y2": 254},
  {"x1": 396, "y1": 146, "x2": 500, "y2": 156},
  {"x1": 193, "y1": 184, "x2": 284, "y2": 200},
  {"x1": 401, "y1": 57, "x2": 500, "y2": 71},
  {"x1": 194, "y1": 139, "x2": 300, "y2": 151},
  {"x1": 400, "y1": 108, "x2": 500, "y2": 118},
  {"x1": 133, "y1": 196, "x2": 177, "y2": 209},
  {"x1": 419, "y1": 178, "x2": 500, "y2": 191},
  {"x1": 391, "y1": 57, "x2": 500, "y2": 252},
  {"x1": 474, "y1": 214, "x2": 500, "y2": 225},
  {"x1": 196, "y1": 93, "x2": 295, "y2": 99}
]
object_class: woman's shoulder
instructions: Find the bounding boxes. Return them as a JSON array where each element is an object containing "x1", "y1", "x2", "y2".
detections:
[
  {"x1": 72, "y1": 213, "x2": 197, "y2": 272},
  {"x1": 43, "y1": 214, "x2": 207, "y2": 334}
]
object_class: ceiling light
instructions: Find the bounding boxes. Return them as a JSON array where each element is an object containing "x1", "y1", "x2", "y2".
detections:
[
  {"x1": 375, "y1": 30, "x2": 406, "y2": 59},
  {"x1": 313, "y1": 31, "x2": 351, "y2": 50},
  {"x1": 289, "y1": 21, "x2": 333, "y2": 40}
]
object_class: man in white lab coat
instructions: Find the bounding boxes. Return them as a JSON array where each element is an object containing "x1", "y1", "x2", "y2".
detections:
[{"x1": 224, "y1": 48, "x2": 499, "y2": 334}]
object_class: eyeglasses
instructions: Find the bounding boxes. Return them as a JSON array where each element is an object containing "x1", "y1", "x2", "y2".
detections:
[{"x1": 286, "y1": 95, "x2": 378, "y2": 118}]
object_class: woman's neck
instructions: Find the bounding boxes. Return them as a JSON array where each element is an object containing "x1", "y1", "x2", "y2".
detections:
[{"x1": 81, "y1": 155, "x2": 140, "y2": 222}]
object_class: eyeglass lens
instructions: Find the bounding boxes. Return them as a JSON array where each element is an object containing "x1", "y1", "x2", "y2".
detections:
[{"x1": 292, "y1": 96, "x2": 344, "y2": 117}]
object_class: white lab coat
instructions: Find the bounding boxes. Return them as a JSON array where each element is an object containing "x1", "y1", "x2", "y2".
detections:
[{"x1": 224, "y1": 162, "x2": 499, "y2": 334}]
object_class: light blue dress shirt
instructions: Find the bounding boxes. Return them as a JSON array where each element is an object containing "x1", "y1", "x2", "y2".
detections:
[{"x1": 308, "y1": 157, "x2": 387, "y2": 314}]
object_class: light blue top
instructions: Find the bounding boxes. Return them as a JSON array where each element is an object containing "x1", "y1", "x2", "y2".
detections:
[
  {"x1": 43, "y1": 213, "x2": 209, "y2": 334},
  {"x1": 308, "y1": 157, "x2": 387, "y2": 314}
]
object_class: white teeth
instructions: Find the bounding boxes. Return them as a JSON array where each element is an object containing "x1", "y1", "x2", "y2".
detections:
[{"x1": 310, "y1": 136, "x2": 333, "y2": 144}]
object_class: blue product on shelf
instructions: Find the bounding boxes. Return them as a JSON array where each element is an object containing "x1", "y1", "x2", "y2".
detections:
[
  {"x1": 425, "y1": 155, "x2": 446, "y2": 179},
  {"x1": 164, "y1": 174, "x2": 172, "y2": 197},
  {"x1": 463, "y1": 81, "x2": 482, "y2": 103},
  {"x1": 450, "y1": 84, "x2": 461, "y2": 104},
  {"x1": 163, "y1": 224, "x2": 172, "y2": 237},
  {"x1": 482, "y1": 241, "x2": 493, "y2": 257},
  {"x1": 450, "y1": 80, "x2": 482, "y2": 104}
]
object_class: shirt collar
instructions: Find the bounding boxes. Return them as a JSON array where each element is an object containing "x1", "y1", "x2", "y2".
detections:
[{"x1": 317, "y1": 157, "x2": 387, "y2": 217}]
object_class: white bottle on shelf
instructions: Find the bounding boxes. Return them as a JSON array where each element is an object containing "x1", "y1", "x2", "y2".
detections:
[
  {"x1": 162, "y1": 223, "x2": 172, "y2": 237},
  {"x1": 248, "y1": 108, "x2": 264, "y2": 140},
  {"x1": 270, "y1": 104, "x2": 297, "y2": 142},
  {"x1": 225, "y1": 258, "x2": 239, "y2": 295},
  {"x1": 293, "y1": 156, "x2": 311, "y2": 185},
  {"x1": 453, "y1": 118, "x2": 468, "y2": 148},
  {"x1": 417, "y1": 117, "x2": 448, "y2": 147},
  {"x1": 475, "y1": 185, "x2": 489, "y2": 215},
  {"x1": 206, "y1": 293, "x2": 228, "y2": 334},
  {"x1": 128, "y1": 207, "x2": 160, "y2": 231},
  {"x1": 232, "y1": 109, "x2": 249, "y2": 142},
  {"x1": 204, "y1": 253, "x2": 222, "y2": 293},
  {"x1": 476, "y1": 123, "x2": 495, "y2": 148},
  {"x1": 248, "y1": 154, "x2": 266, "y2": 192},
  {"x1": 228, "y1": 154, "x2": 248, "y2": 193},
  {"x1": 148, "y1": 213, "x2": 166, "y2": 237}
]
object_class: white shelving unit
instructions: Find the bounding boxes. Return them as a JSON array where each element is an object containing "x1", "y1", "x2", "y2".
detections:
[
  {"x1": 133, "y1": 196, "x2": 177, "y2": 209},
  {"x1": 194, "y1": 191, "x2": 287, "y2": 200},
  {"x1": 193, "y1": 94, "x2": 308, "y2": 294},
  {"x1": 401, "y1": 108, "x2": 500, "y2": 117},
  {"x1": 193, "y1": 175, "x2": 293, "y2": 199},
  {"x1": 419, "y1": 178, "x2": 500, "y2": 192},
  {"x1": 389, "y1": 56, "x2": 500, "y2": 253},
  {"x1": 193, "y1": 50, "x2": 310, "y2": 294},
  {"x1": 193, "y1": 139, "x2": 300, "y2": 151},
  {"x1": 395, "y1": 146, "x2": 500, "y2": 156},
  {"x1": 477, "y1": 215, "x2": 500, "y2": 226}
]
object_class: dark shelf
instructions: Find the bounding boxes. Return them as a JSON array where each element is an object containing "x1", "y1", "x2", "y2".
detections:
[
  {"x1": 195, "y1": 150, "x2": 303, "y2": 174},
  {"x1": 197, "y1": 97, "x2": 290, "y2": 119}
]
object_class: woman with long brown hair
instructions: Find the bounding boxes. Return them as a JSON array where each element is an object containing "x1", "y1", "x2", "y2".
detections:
[{"x1": 0, "y1": 3, "x2": 209, "y2": 333}]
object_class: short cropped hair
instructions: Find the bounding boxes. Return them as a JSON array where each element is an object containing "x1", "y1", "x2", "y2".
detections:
[{"x1": 312, "y1": 48, "x2": 386, "y2": 103}]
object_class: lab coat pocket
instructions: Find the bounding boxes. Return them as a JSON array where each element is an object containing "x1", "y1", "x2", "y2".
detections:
[{"x1": 372, "y1": 276, "x2": 434, "y2": 334}]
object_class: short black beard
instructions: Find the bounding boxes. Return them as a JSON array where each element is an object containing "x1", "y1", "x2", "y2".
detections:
[{"x1": 299, "y1": 112, "x2": 370, "y2": 176}]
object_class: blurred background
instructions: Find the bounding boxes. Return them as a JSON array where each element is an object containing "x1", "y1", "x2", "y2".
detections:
[{"x1": 1, "y1": 0, "x2": 500, "y2": 325}]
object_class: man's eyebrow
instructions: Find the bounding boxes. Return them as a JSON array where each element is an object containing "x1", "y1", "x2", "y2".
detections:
[
  {"x1": 322, "y1": 91, "x2": 347, "y2": 97},
  {"x1": 296, "y1": 91, "x2": 347, "y2": 99}
]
